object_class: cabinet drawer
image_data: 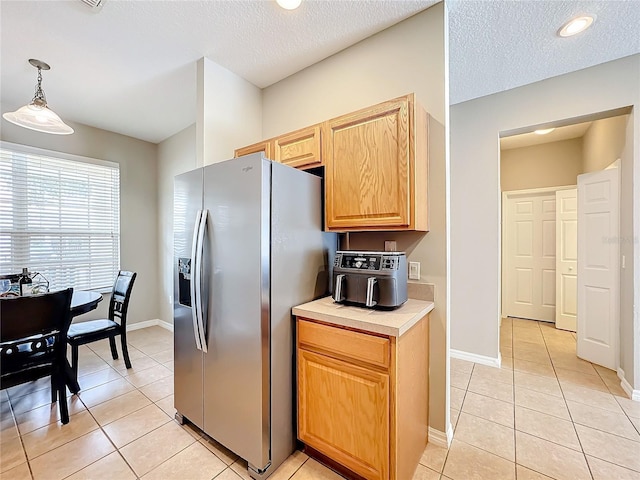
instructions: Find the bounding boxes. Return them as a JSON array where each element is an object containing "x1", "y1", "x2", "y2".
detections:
[
  {"x1": 274, "y1": 125, "x2": 322, "y2": 169},
  {"x1": 298, "y1": 319, "x2": 390, "y2": 369},
  {"x1": 235, "y1": 140, "x2": 273, "y2": 159}
]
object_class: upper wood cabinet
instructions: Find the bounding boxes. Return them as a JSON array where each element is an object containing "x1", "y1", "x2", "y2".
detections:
[
  {"x1": 274, "y1": 125, "x2": 322, "y2": 170},
  {"x1": 233, "y1": 93, "x2": 429, "y2": 232},
  {"x1": 234, "y1": 125, "x2": 323, "y2": 169},
  {"x1": 324, "y1": 94, "x2": 429, "y2": 232},
  {"x1": 234, "y1": 140, "x2": 273, "y2": 159}
]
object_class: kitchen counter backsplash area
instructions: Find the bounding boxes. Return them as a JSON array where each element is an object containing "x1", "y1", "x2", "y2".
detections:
[{"x1": 407, "y1": 281, "x2": 435, "y2": 302}]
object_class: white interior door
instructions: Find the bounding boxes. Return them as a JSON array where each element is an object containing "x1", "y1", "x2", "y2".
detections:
[
  {"x1": 577, "y1": 168, "x2": 619, "y2": 369},
  {"x1": 504, "y1": 191, "x2": 556, "y2": 322},
  {"x1": 555, "y1": 188, "x2": 578, "y2": 331}
]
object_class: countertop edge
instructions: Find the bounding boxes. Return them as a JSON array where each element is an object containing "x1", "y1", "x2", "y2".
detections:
[{"x1": 292, "y1": 298, "x2": 434, "y2": 337}]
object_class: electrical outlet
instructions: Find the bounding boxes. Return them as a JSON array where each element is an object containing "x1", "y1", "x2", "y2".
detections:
[
  {"x1": 384, "y1": 241, "x2": 397, "y2": 252},
  {"x1": 409, "y1": 261, "x2": 420, "y2": 280}
]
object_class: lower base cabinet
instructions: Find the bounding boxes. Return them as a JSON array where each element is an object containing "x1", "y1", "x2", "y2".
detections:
[{"x1": 296, "y1": 316, "x2": 429, "y2": 480}]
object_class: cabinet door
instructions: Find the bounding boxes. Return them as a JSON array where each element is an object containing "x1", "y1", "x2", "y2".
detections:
[
  {"x1": 298, "y1": 349, "x2": 389, "y2": 480},
  {"x1": 235, "y1": 140, "x2": 273, "y2": 159},
  {"x1": 274, "y1": 125, "x2": 322, "y2": 169},
  {"x1": 325, "y1": 98, "x2": 410, "y2": 230}
]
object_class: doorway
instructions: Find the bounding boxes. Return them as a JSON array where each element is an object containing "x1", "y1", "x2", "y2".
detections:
[
  {"x1": 499, "y1": 112, "x2": 628, "y2": 372},
  {"x1": 502, "y1": 186, "x2": 575, "y2": 324}
]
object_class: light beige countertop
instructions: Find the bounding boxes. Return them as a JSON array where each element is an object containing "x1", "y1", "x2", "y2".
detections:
[{"x1": 292, "y1": 296, "x2": 434, "y2": 337}]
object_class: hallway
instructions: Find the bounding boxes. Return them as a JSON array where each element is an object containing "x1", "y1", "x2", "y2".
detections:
[{"x1": 425, "y1": 318, "x2": 640, "y2": 479}]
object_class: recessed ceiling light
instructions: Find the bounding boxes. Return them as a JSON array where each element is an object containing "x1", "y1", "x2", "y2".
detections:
[
  {"x1": 534, "y1": 128, "x2": 555, "y2": 135},
  {"x1": 276, "y1": 0, "x2": 301, "y2": 10},
  {"x1": 558, "y1": 15, "x2": 594, "y2": 37}
]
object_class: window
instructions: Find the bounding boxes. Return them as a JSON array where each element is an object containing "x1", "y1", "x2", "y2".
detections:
[{"x1": 0, "y1": 142, "x2": 120, "y2": 292}]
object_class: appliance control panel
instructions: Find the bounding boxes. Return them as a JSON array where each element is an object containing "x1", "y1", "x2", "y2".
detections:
[{"x1": 334, "y1": 251, "x2": 404, "y2": 271}]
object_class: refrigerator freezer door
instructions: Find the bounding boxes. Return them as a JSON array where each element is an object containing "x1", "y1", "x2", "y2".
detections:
[
  {"x1": 174, "y1": 167, "x2": 205, "y2": 429},
  {"x1": 202, "y1": 154, "x2": 271, "y2": 470},
  {"x1": 269, "y1": 161, "x2": 332, "y2": 473}
]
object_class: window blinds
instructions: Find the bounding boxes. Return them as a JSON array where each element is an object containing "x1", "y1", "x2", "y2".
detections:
[{"x1": 0, "y1": 143, "x2": 120, "y2": 292}]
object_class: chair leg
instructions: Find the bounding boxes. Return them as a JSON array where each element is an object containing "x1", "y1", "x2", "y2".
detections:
[
  {"x1": 121, "y1": 332, "x2": 132, "y2": 369},
  {"x1": 57, "y1": 373, "x2": 69, "y2": 425},
  {"x1": 51, "y1": 375, "x2": 58, "y2": 403},
  {"x1": 109, "y1": 336, "x2": 119, "y2": 360},
  {"x1": 71, "y1": 344, "x2": 79, "y2": 380}
]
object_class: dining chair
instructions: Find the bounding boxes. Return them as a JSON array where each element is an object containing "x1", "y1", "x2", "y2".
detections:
[
  {"x1": 0, "y1": 288, "x2": 74, "y2": 424},
  {"x1": 67, "y1": 271, "x2": 137, "y2": 381}
]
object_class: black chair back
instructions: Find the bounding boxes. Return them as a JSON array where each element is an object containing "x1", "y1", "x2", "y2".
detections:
[
  {"x1": 0, "y1": 288, "x2": 73, "y2": 384},
  {"x1": 109, "y1": 271, "x2": 136, "y2": 327}
]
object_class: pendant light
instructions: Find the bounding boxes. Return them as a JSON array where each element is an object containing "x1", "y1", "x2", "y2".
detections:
[{"x1": 2, "y1": 59, "x2": 74, "y2": 135}]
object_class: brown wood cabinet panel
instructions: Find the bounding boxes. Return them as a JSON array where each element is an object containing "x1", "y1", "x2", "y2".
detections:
[
  {"x1": 274, "y1": 125, "x2": 322, "y2": 169},
  {"x1": 296, "y1": 313, "x2": 430, "y2": 480},
  {"x1": 298, "y1": 349, "x2": 390, "y2": 480},
  {"x1": 325, "y1": 98, "x2": 410, "y2": 230},
  {"x1": 298, "y1": 318, "x2": 390, "y2": 370},
  {"x1": 324, "y1": 93, "x2": 429, "y2": 232},
  {"x1": 395, "y1": 318, "x2": 429, "y2": 480},
  {"x1": 234, "y1": 140, "x2": 273, "y2": 159}
]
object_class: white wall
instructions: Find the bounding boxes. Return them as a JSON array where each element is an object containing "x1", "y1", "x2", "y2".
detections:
[
  {"x1": 263, "y1": 4, "x2": 449, "y2": 434},
  {"x1": 500, "y1": 138, "x2": 582, "y2": 191},
  {"x1": 451, "y1": 55, "x2": 639, "y2": 389},
  {"x1": 157, "y1": 58, "x2": 265, "y2": 326},
  {"x1": 157, "y1": 124, "x2": 197, "y2": 324},
  {"x1": 197, "y1": 58, "x2": 263, "y2": 166},
  {"x1": 0, "y1": 113, "x2": 160, "y2": 326},
  {"x1": 583, "y1": 115, "x2": 629, "y2": 173}
]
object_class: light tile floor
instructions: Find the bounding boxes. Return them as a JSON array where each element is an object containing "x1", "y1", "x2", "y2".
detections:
[
  {"x1": 1, "y1": 322, "x2": 639, "y2": 480},
  {"x1": 432, "y1": 318, "x2": 640, "y2": 480}
]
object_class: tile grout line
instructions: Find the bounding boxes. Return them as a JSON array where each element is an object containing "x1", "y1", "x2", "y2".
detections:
[
  {"x1": 538, "y1": 321, "x2": 595, "y2": 480},
  {"x1": 26, "y1": 350, "x2": 167, "y2": 478},
  {"x1": 511, "y1": 318, "x2": 517, "y2": 480},
  {"x1": 508, "y1": 319, "x2": 592, "y2": 479},
  {"x1": 6, "y1": 394, "x2": 35, "y2": 480},
  {"x1": 440, "y1": 361, "x2": 476, "y2": 476},
  {"x1": 59, "y1": 349, "x2": 180, "y2": 480}
]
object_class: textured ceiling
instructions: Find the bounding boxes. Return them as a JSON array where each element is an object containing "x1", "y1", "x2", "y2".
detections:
[
  {"x1": 1, "y1": 1, "x2": 639, "y2": 144},
  {"x1": 0, "y1": 0, "x2": 434, "y2": 143},
  {"x1": 448, "y1": 0, "x2": 640, "y2": 105}
]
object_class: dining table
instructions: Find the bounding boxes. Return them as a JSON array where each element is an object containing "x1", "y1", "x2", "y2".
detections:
[{"x1": 70, "y1": 290, "x2": 103, "y2": 316}]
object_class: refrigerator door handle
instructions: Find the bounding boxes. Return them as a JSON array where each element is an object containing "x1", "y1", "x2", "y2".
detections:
[
  {"x1": 191, "y1": 210, "x2": 203, "y2": 351},
  {"x1": 195, "y1": 209, "x2": 209, "y2": 353}
]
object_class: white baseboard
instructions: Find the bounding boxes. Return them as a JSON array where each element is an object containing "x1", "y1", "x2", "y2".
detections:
[
  {"x1": 128, "y1": 319, "x2": 174, "y2": 333},
  {"x1": 157, "y1": 320, "x2": 174, "y2": 332},
  {"x1": 451, "y1": 349, "x2": 501, "y2": 368},
  {"x1": 618, "y1": 368, "x2": 640, "y2": 401},
  {"x1": 428, "y1": 425, "x2": 453, "y2": 448}
]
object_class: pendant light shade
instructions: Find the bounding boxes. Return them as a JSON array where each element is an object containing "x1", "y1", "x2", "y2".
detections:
[{"x1": 2, "y1": 59, "x2": 73, "y2": 135}]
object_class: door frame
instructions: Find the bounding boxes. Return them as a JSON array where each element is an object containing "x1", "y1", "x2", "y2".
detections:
[{"x1": 500, "y1": 185, "x2": 577, "y2": 320}]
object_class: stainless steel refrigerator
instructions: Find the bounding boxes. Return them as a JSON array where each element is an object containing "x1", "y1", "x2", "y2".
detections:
[{"x1": 173, "y1": 153, "x2": 332, "y2": 479}]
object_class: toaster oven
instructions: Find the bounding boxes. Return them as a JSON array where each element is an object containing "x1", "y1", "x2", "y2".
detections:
[{"x1": 332, "y1": 251, "x2": 408, "y2": 309}]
